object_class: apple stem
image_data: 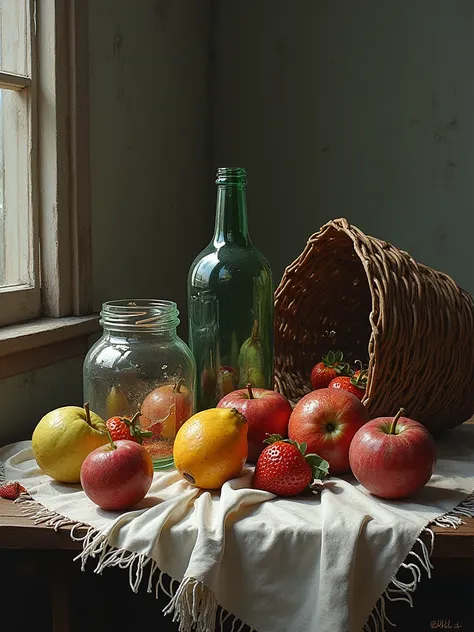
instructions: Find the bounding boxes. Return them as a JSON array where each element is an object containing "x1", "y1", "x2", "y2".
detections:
[
  {"x1": 106, "y1": 428, "x2": 117, "y2": 450},
  {"x1": 246, "y1": 382, "x2": 254, "y2": 399},
  {"x1": 173, "y1": 378, "x2": 185, "y2": 394},
  {"x1": 389, "y1": 408, "x2": 405, "y2": 435},
  {"x1": 84, "y1": 402, "x2": 92, "y2": 427}
]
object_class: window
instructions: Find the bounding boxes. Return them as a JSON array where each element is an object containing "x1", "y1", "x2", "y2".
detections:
[
  {"x1": 0, "y1": 1, "x2": 96, "y2": 378},
  {"x1": 0, "y1": 0, "x2": 92, "y2": 330},
  {"x1": 0, "y1": 0, "x2": 39, "y2": 326}
]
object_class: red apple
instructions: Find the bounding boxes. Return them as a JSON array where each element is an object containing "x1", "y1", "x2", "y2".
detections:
[
  {"x1": 141, "y1": 380, "x2": 193, "y2": 441},
  {"x1": 217, "y1": 384, "x2": 292, "y2": 462},
  {"x1": 80, "y1": 439, "x2": 154, "y2": 510},
  {"x1": 349, "y1": 408, "x2": 437, "y2": 499},
  {"x1": 288, "y1": 388, "x2": 369, "y2": 474}
]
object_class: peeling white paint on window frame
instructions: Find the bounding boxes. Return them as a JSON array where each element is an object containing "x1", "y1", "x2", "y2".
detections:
[{"x1": 0, "y1": 0, "x2": 92, "y2": 329}]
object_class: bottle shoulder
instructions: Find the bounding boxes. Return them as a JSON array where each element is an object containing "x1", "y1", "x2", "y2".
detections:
[
  {"x1": 189, "y1": 241, "x2": 271, "y2": 270},
  {"x1": 188, "y1": 241, "x2": 272, "y2": 287}
]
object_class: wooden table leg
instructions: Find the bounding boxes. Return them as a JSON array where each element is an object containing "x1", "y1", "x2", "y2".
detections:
[{"x1": 50, "y1": 553, "x2": 71, "y2": 632}]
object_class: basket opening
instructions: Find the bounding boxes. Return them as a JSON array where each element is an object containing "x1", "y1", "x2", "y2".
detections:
[
  {"x1": 275, "y1": 218, "x2": 474, "y2": 429},
  {"x1": 275, "y1": 228, "x2": 372, "y2": 391}
]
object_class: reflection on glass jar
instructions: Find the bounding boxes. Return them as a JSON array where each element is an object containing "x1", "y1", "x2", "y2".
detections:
[{"x1": 83, "y1": 300, "x2": 196, "y2": 469}]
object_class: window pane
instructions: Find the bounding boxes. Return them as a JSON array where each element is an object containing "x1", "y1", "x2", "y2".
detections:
[
  {"x1": 0, "y1": 86, "x2": 32, "y2": 288},
  {"x1": 0, "y1": 0, "x2": 30, "y2": 77}
]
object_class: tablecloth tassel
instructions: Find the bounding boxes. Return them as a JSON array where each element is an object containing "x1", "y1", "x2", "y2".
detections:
[
  {"x1": 147, "y1": 560, "x2": 160, "y2": 597},
  {"x1": 163, "y1": 576, "x2": 219, "y2": 632},
  {"x1": 432, "y1": 492, "x2": 474, "y2": 527},
  {"x1": 364, "y1": 493, "x2": 474, "y2": 632},
  {"x1": 363, "y1": 529, "x2": 433, "y2": 631}
]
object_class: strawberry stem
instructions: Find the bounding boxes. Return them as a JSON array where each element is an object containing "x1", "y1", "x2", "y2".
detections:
[
  {"x1": 128, "y1": 410, "x2": 141, "y2": 425},
  {"x1": 124, "y1": 410, "x2": 152, "y2": 443},
  {"x1": 351, "y1": 370, "x2": 368, "y2": 388},
  {"x1": 389, "y1": 408, "x2": 405, "y2": 435},
  {"x1": 246, "y1": 383, "x2": 254, "y2": 399}
]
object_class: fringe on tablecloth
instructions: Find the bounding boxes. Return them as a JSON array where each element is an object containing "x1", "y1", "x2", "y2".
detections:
[
  {"x1": 3, "y1": 471, "x2": 474, "y2": 632},
  {"x1": 363, "y1": 493, "x2": 474, "y2": 632}
]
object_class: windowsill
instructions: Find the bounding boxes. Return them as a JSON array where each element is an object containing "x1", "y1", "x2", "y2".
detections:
[{"x1": 0, "y1": 315, "x2": 100, "y2": 379}]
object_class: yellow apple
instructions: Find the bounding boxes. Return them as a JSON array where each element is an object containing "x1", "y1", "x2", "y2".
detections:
[{"x1": 32, "y1": 404, "x2": 108, "y2": 483}]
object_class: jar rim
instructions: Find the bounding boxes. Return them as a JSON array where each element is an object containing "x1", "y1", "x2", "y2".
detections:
[{"x1": 100, "y1": 299, "x2": 180, "y2": 332}]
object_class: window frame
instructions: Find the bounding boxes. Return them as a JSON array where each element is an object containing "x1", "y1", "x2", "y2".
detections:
[
  {"x1": 0, "y1": 0, "x2": 92, "y2": 327},
  {"x1": 0, "y1": 0, "x2": 40, "y2": 326},
  {"x1": 0, "y1": 0, "x2": 96, "y2": 375},
  {"x1": 38, "y1": 0, "x2": 92, "y2": 318}
]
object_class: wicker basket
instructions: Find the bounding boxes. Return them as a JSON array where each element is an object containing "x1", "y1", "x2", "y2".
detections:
[{"x1": 274, "y1": 218, "x2": 474, "y2": 434}]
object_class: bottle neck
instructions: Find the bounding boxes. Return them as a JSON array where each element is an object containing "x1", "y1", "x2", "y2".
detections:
[{"x1": 213, "y1": 185, "x2": 249, "y2": 246}]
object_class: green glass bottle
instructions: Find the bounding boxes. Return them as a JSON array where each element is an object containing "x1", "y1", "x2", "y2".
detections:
[{"x1": 188, "y1": 167, "x2": 274, "y2": 410}]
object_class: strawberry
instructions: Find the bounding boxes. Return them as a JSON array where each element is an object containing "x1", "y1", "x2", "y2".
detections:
[
  {"x1": 253, "y1": 434, "x2": 329, "y2": 497},
  {"x1": 310, "y1": 350, "x2": 350, "y2": 390},
  {"x1": 106, "y1": 411, "x2": 152, "y2": 444},
  {"x1": 328, "y1": 370, "x2": 368, "y2": 401},
  {"x1": 0, "y1": 482, "x2": 26, "y2": 500}
]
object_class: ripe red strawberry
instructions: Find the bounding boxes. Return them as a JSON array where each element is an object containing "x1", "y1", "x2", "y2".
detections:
[
  {"x1": 329, "y1": 370, "x2": 368, "y2": 401},
  {"x1": 106, "y1": 411, "x2": 152, "y2": 444},
  {"x1": 0, "y1": 481, "x2": 26, "y2": 500},
  {"x1": 310, "y1": 350, "x2": 350, "y2": 390},
  {"x1": 253, "y1": 435, "x2": 329, "y2": 497}
]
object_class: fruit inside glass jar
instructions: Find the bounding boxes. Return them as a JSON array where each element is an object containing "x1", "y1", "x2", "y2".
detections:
[{"x1": 140, "y1": 380, "x2": 193, "y2": 469}]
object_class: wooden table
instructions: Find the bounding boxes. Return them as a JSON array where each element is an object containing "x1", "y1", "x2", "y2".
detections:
[
  {"x1": 0, "y1": 499, "x2": 474, "y2": 632},
  {"x1": 1, "y1": 496, "x2": 473, "y2": 632},
  {"x1": 0, "y1": 497, "x2": 181, "y2": 632},
  {"x1": 1, "y1": 496, "x2": 473, "y2": 556}
]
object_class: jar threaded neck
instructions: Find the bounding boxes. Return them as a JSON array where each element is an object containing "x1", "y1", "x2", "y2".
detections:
[{"x1": 100, "y1": 300, "x2": 179, "y2": 333}]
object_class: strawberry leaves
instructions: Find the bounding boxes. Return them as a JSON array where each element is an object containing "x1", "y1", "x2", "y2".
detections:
[
  {"x1": 305, "y1": 453, "x2": 330, "y2": 480},
  {"x1": 322, "y1": 350, "x2": 350, "y2": 376},
  {"x1": 351, "y1": 369, "x2": 368, "y2": 389},
  {"x1": 107, "y1": 411, "x2": 153, "y2": 444},
  {"x1": 323, "y1": 350, "x2": 343, "y2": 366},
  {"x1": 125, "y1": 413, "x2": 153, "y2": 442},
  {"x1": 263, "y1": 434, "x2": 330, "y2": 482}
]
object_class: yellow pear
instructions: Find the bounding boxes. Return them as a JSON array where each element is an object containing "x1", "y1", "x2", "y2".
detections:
[
  {"x1": 32, "y1": 404, "x2": 108, "y2": 483},
  {"x1": 106, "y1": 385, "x2": 130, "y2": 417},
  {"x1": 173, "y1": 407, "x2": 248, "y2": 489}
]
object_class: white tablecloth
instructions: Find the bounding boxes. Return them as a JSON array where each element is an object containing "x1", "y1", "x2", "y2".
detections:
[{"x1": 1, "y1": 423, "x2": 474, "y2": 632}]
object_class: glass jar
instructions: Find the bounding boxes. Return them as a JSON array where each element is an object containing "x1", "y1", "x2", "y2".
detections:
[{"x1": 83, "y1": 300, "x2": 196, "y2": 469}]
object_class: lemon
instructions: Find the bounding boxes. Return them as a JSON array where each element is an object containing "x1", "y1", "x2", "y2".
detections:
[
  {"x1": 32, "y1": 405, "x2": 108, "y2": 483},
  {"x1": 173, "y1": 408, "x2": 248, "y2": 489}
]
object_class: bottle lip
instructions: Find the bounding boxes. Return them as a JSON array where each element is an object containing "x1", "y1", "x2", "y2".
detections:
[
  {"x1": 216, "y1": 167, "x2": 247, "y2": 187},
  {"x1": 100, "y1": 299, "x2": 180, "y2": 332}
]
